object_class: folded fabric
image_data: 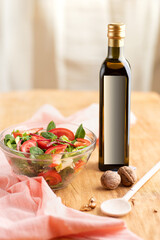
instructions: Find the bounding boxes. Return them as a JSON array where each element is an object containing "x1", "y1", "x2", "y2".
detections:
[{"x1": 0, "y1": 104, "x2": 141, "y2": 240}]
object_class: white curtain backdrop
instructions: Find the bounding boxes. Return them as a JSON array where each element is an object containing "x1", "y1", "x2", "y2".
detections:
[{"x1": 0, "y1": 0, "x2": 160, "y2": 92}]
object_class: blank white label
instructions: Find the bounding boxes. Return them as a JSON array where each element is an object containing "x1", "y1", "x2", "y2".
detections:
[{"x1": 104, "y1": 76, "x2": 125, "y2": 165}]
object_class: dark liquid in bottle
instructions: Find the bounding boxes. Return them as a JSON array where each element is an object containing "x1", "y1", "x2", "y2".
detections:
[{"x1": 99, "y1": 46, "x2": 131, "y2": 171}]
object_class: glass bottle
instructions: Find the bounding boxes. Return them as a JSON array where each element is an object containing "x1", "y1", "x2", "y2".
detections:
[{"x1": 99, "y1": 23, "x2": 131, "y2": 171}]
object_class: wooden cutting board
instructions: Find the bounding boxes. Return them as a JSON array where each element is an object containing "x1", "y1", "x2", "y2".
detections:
[{"x1": 0, "y1": 90, "x2": 159, "y2": 240}]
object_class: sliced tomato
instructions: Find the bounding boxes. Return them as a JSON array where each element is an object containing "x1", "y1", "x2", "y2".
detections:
[
  {"x1": 74, "y1": 138, "x2": 91, "y2": 147},
  {"x1": 46, "y1": 141, "x2": 61, "y2": 148},
  {"x1": 49, "y1": 128, "x2": 75, "y2": 141},
  {"x1": 39, "y1": 169, "x2": 62, "y2": 185},
  {"x1": 30, "y1": 134, "x2": 47, "y2": 141},
  {"x1": 13, "y1": 131, "x2": 22, "y2": 138},
  {"x1": 74, "y1": 160, "x2": 85, "y2": 173},
  {"x1": 13, "y1": 128, "x2": 43, "y2": 138},
  {"x1": 37, "y1": 140, "x2": 51, "y2": 149},
  {"x1": 45, "y1": 145, "x2": 67, "y2": 154},
  {"x1": 45, "y1": 145, "x2": 67, "y2": 167},
  {"x1": 30, "y1": 134, "x2": 51, "y2": 149},
  {"x1": 20, "y1": 140, "x2": 37, "y2": 153}
]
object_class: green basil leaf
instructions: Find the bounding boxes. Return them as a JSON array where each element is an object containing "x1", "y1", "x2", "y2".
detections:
[
  {"x1": 59, "y1": 135, "x2": 70, "y2": 142},
  {"x1": 41, "y1": 131, "x2": 57, "y2": 140},
  {"x1": 11, "y1": 143, "x2": 17, "y2": 150},
  {"x1": 4, "y1": 134, "x2": 15, "y2": 145},
  {"x1": 4, "y1": 134, "x2": 17, "y2": 149},
  {"x1": 47, "y1": 121, "x2": 56, "y2": 131},
  {"x1": 22, "y1": 132, "x2": 28, "y2": 137},
  {"x1": 75, "y1": 124, "x2": 85, "y2": 139},
  {"x1": 30, "y1": 146, "x2": 44, "y2": 155},
  {"x1": 6, "y1": 140, "x2": 14, "y2": 149},
  {"x1": 21, "y1": 134, "x2": 30, "y2": 142},
  {"x1": 65, "y1": 145, "x2": 74, "y2": 152}
]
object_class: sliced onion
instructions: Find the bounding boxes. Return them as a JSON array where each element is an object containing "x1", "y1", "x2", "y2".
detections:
[
  {"x1": 56, "y1": 139, "x2": 75, "y2": 147},
  {"x1": 16, "y1": 139, "x2": 22, "y2": 151}
]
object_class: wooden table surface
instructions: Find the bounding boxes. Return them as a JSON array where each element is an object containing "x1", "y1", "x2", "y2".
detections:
[{"x1": 0, "y1": 90, "x2": 160, "y2": 240}]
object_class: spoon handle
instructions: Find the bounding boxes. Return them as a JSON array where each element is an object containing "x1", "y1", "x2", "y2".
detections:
[{"x1": 123, "y1": 161, "x2": 160, "y2": 201}]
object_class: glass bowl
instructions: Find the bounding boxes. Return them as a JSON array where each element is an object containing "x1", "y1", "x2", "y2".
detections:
[{"x1": 0, "y1": 122, "x2": 97, "y2": 190}]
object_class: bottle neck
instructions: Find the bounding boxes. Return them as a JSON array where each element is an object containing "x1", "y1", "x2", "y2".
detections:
[{"x1": 107, "y1": 38, "x2": 124, "y2": 59}]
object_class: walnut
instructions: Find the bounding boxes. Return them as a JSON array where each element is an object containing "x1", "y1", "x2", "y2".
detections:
[
  {"x1": 80, "y1": 197, "x2": 97, "y2": 211},
  {"x1": 80, "y1": 205, "x2": 92, "y2": 211},
  {"x1": 118, "y1": 166, "x2": 137, "y2": 186},
  {"x1": 101, "y1": 171, "x2": 121, "y2": 190},
  {"x1": 88, "y1": 197, "x2": 97, "y2": 209}
]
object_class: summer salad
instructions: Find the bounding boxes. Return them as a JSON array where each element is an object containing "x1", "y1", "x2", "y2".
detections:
[{"x1": 3, "y1": 121, "x2": 92, "y2": 189}]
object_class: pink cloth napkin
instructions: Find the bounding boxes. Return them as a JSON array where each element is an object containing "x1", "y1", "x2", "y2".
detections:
[{"x1": 0, "y1": 104, "x2": 141, "y2": 240}]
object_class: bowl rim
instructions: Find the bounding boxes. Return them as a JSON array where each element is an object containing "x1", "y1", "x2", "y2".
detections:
[{"x1": 0, "y1": 121, "x2": 97, "y2": 158}]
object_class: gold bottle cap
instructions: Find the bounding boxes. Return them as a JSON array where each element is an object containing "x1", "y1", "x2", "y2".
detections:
[{"x1": 107, "y1": 23, "x2": 125, "y2": 39}]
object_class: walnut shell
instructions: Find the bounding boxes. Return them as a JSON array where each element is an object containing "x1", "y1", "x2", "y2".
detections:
[
  {"x1": 118, "y1": 166, "x2": 137, "y2": 186},
  {"x1": 101, "y1": 171, "x2": 121, "y2": 190}
]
